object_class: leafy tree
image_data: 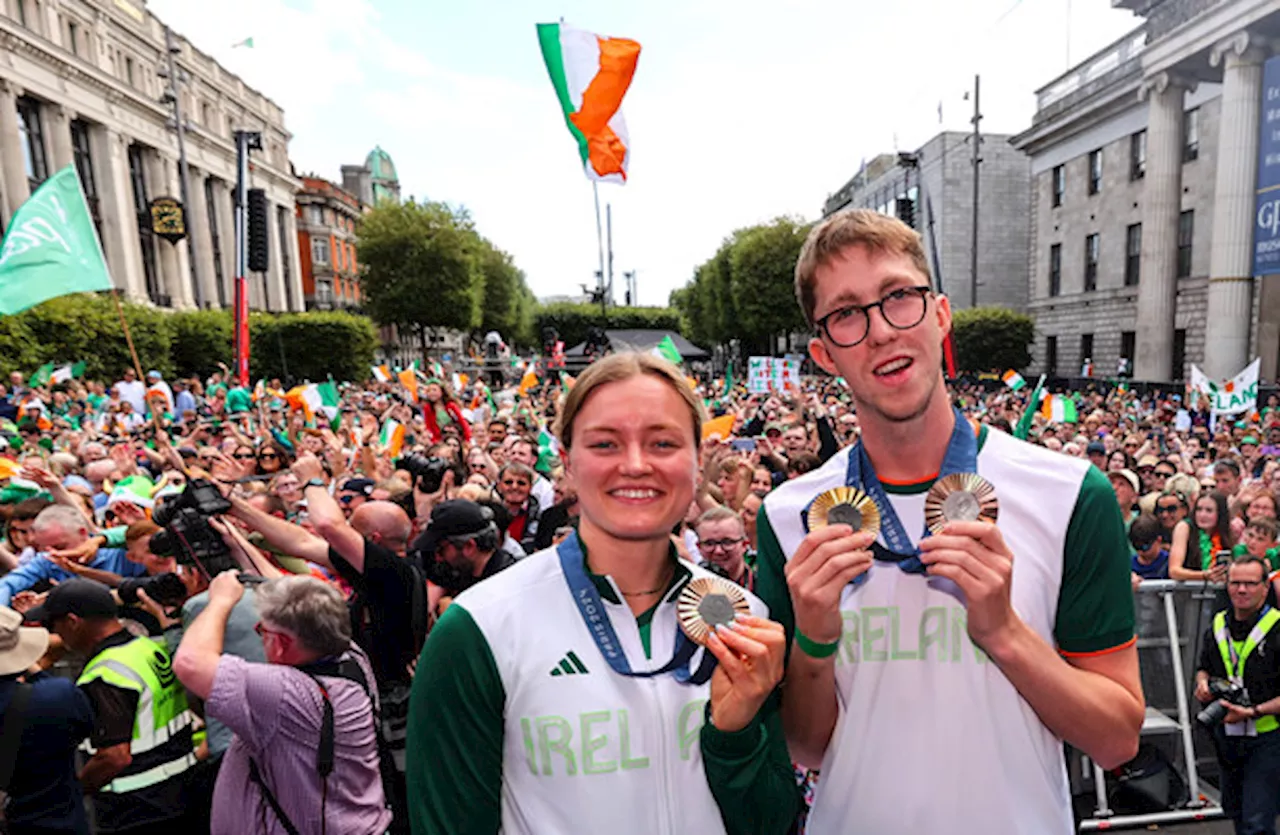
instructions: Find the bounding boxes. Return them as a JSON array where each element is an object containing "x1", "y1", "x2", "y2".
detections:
[
  {"x1": 476, "y1": 241, "x2": 528, "y2": 341},
  {"x1": 950, "y1": 307, "x2": 1034, "y2": 373},
  {"x1": 250, "y1": 311, "x2": 377, "y2": 384},
  {"x1": 357, "y1": 200, "x2": 484, "y2": 360},
  {"x1": 728, "y1": 217, "x2": 809, "y2": 355},
  {"x1": 533, "y1": 304, "x2": 683, "y2": 350},
  {"x1": 169, "y1": 309, "x2": 234, "y2": 378}
]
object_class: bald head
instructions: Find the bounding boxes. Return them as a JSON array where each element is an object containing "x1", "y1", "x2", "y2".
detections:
[{"x1": 351, "y1": 501, "x2": 413, "y2": 555}]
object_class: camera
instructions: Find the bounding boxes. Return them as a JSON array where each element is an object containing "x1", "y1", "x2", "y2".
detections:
[
  {"x1": 149, "y1": 478, "x2": 235, "y2": 575},
  {"x1": 1196, "y1": 678, "x2": 1250, "y2": 728},
  {"x1": 117, "y1": 572, "x2": 189, "y2": 609},
  {"x1": 395, "y1": 454, "x2": 449, "y2": 494}
]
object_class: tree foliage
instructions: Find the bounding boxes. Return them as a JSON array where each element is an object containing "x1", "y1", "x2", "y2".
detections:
[
  {"x1": 533, "y1": 303, "x2": 683, "y2": 350},
  {"x1": 670, "y1": 217, "x2": 810, "y2": 355},
  {"x1": 950, "y1": 307, "x2": 1035, "y2": 373},
  {"x1": 249, "y1": 312, "x2": 377, "y2": 383}
]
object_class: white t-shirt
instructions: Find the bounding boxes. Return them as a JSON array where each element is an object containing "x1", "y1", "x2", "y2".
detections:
[{"x1": 114, "y1": 379, "x2": 147, "y2": 415}]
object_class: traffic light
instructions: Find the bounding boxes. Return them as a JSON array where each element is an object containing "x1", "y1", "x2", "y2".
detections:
[
  {"x1": 896, "y1": 197, "x2": 916, "y2": 229},
  {"x1": 247, "y1": 188, "x2": 270, "y2": 272}
]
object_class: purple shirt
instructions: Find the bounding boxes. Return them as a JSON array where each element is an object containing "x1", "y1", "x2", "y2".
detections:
[{"x1": 207, "y1": 647, "x2": 392, "y2": 835}]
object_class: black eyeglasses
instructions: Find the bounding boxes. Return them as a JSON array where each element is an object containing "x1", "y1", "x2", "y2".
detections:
[
  {"x1": 1156, "y1": 504, "x2": 1181, "y2": 514},
  {"x1": 814, "y1": 286, "x2": 933, "y2": 348}
]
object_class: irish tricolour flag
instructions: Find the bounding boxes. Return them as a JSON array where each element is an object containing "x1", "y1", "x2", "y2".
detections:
[
  {"x1": 1041, "y1": 394, "x2": 1078, "y2": 424},
  {"x1": 537, "y1": 22, "x2": 641, "y2": 183},
  {"x1": 1001, "y1": 370, "x2": 1025, "y2": 391}
]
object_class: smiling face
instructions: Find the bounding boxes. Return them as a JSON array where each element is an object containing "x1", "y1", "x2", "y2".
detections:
[
  {"x1": 564, "y1": 374, "x2": 698, "y2": 544},
  {"x1": 807, "y1": 246, "x2": 951, "y2": 426}
]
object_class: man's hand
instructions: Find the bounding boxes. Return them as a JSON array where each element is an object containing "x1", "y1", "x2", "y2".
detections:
[
  {"x1": 11, "y1": 589, "x2": 48, "y2": 616},
  {"x1": 20, "y1": 464, "x2": 59, "y2": 491},
  {"x1": 1222, "y1": 701, "x2": 1255, "y2": 725},
  {"x1": 706, "y1": 615, "x2": 786, "y2": 732},
  {"x1": 918, "y1": 520, "x2": 1016, "y2": 654},
  {"x1": 135, "y1": 588, "x2": 181, "y2": 631},
  {"x1": 51, "y1": 537, "x2": 102, "y2": 565},
  {"x1": 1195, "y1": 677, "x2": 1212, "y2": 704},
  {"x1": 207, "y1": 570, "x2": 245, "y2": 607},
  {"x1": 292, "y1": 452, "x2": 326, "y2": 484},
  {"x1": 414, "y1": 468, "x2": 454, "y2": 520},
  {"x1": 785, "y1": 525, "x2": 874, "y2": 643}
]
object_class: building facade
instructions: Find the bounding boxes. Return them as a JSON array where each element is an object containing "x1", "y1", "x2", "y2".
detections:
[
  {"x1": 823, "y1": 131, "x2": 1033, "y2": 312},
  {"x1": 296, "y1": 175, "x2": 362, "y2": 311},
  {"x1": 0, "y1": 0, "x2": 303, "y2": 312},
  {"x1": 341, "y1": 145, "x2": 400, "y2": 207},
  {"x1": 1012, "y1": 0, "x2": 1280, "y2": 383}
]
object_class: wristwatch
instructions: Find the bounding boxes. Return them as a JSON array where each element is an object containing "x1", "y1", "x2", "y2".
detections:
[{"x1": 303, "y1": 478, "x2": 327, "y2": 490}]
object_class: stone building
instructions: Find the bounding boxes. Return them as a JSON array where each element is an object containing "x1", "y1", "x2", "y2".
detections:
[
  {"x1": 1012, "y1": 0, "x2": 1280, "y2": 383},
  {"x1": 0, "y1": 0, "x2": 303, "y2": 311},
  {"x1": 296, "y1": 175, "x2": 362, "y2": 311},
  {"x1": 341, "y1": 146, "x2": 400, "y2": 207},
  {"x1": 822, "y1": 131, "x2": 1032, "y2": 312}
]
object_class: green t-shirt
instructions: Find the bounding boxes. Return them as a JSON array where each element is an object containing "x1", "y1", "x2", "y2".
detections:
[
  {"x1": 225, "y1": 387, "x2": 253, "y2": 415},
  {"x1": 1232, "y1": 542, "x2": 1280, "y2": 572}
]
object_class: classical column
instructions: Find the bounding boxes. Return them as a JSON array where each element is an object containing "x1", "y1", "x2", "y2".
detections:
[
  {"x1": 90, "y1": 126, "x2": 145, "y2": 299},
  {"x1": 283, "y1": 207, "x2": 303, "y2": 311},
  {"x1": 146, "y1": 152, "x2": 187, "y2": 308},
  {"x1": 1204, "y1": 32, "x2": 1269, "y2": 379},
  {"x1": 265, "y1": 195, "x2": 287, "y2": 311},
  {"x1": 1134, "y1": 72, "x2": 1188, "y2": 381},
  {"x1": 213, "y1": 178, "x2": 237, "y2": 310},
  {"x1": 47, "y1": 105, "x2": 73, "y2": 171},
  {"x1": 185, "y1": 168, "x2": 218, "y2": 309},
  {"x1": 0, "y1": 79, "x2": 30, "y2": 220}
]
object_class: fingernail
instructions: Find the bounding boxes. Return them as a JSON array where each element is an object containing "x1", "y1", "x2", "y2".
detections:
[{"x1": 716, "y1": 623, "x2": 732, "y2": 635}]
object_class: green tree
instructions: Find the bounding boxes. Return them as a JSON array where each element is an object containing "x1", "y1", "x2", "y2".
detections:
[
  {"x1": 475, "y1": 241, "x2": 528, "y2": 340},
  {"x1": 950, "y1": 307, "x2": 1035, "y2": 373},
  {"x1": 357, "y1": 200, "x2": 484, "y2": 360},
  {"x1": 728, "y1": 217, "x2": 809, "y2": 355},
  {"x1": 168, "y1": 309, "x2": 234, "y2": 378}
]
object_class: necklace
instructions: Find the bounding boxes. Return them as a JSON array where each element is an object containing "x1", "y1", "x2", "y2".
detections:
[{"x1": 618, "y1": 563, "x2": 676, "y2": 597}]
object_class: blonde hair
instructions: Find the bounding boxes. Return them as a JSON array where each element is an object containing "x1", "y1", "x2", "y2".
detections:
[
  {"x1": 554, "y1": 352, "x2": 706, "y2": 450},
  {"x1": 794, "y1": 209, "x2": 931, "y2": 326}
]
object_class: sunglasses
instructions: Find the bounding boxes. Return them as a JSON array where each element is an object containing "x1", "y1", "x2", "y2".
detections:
[
  {"x1": 259, "y1": 453, "x2": 280, "y2": 460},
  {"x1": 1132, "y1": 539, "x2": 1157, "y2": 551},
  {"x1": 339, "y1": 494, "x2": 364, "y2": 505},
  {"x1": 502, "y1": 479, "x2": 529, "y2": 487},
  {"x1": 1156, "y1": 504, "x2": 1181, "y2": 514},
  {"x1": 233, "y1": 453, "x2": 255, "y2": 460}
]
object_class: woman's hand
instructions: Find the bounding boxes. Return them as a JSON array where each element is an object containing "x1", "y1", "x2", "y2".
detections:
[{"x1": 705, "y1": 615, "x2": 787, "y2": 732}]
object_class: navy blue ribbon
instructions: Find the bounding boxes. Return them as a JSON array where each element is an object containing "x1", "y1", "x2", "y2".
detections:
[
  {"x1": 558, "y1": 532, "x2": 715, "y2": 684},
  {"x1": 814, "y1": 406, "x2": 979, "y2": 585}
]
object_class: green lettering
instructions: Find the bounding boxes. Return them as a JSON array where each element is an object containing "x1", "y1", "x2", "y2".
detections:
[
  {"x1": 890, "y1": 606, "x2": 918, "y2": 660},
  {"x1": 618, "y1": 709, "x2": 649, "y2": 770},
  {"x1": 918, "y1": 606, "x2": 947, "y2": 663},
  {"x1": 535, "y1": 715, "x2": 576, "y2": 776},
  {"x1": 862, "y1": 607, "x2": 889, "y2": 662},
  {"x1": 580, "y1": 711, "x2": 616, "y2": 775},
  {"x1": 677, "y1": 699, "x2": 708, "y2": 761},
  {"x1": 840, "y1": 610, "x2": 859, "y2": 664},
  {"x1": 951, "y1": 608, "x2": 964, "y2": 662},
  {"x1": 520, "y1": 717, "x2": 538, "y2": 775}
]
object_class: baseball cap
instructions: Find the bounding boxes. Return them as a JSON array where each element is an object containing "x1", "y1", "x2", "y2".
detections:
[
  {"x1": 1242, "y1": 436, "x2": 1259, "y2": 446},
  {"x1": 339, "y1": 477, "x2": 376, "y2": 497},
  {"x1": 0, "y1": 606, "x2": 48, "y2": 675},
  {"x1": 1086, "y1": 441, "x2": 1106, "y2": 455},
  {"x1": 411, "y1": 500, "x2": 495, "y2": 556},
  {"x1": 26, "y1": 578, "x2": 118, "y2": 626},
  {"x1": 147, "y1": 370, "x2": 162, "y2": 380},
  {"x1": 1108, "y1": 469, "x2": 1141, "y2": 494}
]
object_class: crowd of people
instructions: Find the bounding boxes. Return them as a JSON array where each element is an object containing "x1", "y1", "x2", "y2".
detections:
[{"x1": 0, "y1": 208, "x2": 1275, "y2": 834}]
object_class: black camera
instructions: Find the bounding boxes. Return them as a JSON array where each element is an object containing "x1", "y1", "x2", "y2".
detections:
[
  {"x1": 149, "y1": 478, "x2": 235, "y2": 575},
  {"x1": 395, "y1": 454, "x2": 449, "y2": 494},
  {"x1": 117, "y1": 572, "x2": 189, "y2": 609},
  {"x1": 1196, "y1": 678, "x2": 1250, "y2": 728}
]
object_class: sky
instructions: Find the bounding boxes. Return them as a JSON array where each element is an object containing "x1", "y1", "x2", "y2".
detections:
[{"x1": 148, "y1": 0, "x2": 1142, "y2": 310}]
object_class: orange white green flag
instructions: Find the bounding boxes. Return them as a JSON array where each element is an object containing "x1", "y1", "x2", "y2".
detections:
[{"x1": 537, "y1": 22, "x2": 641, "y2": 184}]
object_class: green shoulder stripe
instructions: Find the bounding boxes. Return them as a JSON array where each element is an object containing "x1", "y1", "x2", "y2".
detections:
[
  {"x1": 407, "y1": 604, "x2": 505, "y2": 835},
  {"x1": 756, "y1": 505, "x2": 795, "y2": 649},
  {"x1": 1054, "y1": 465, "x2": 1136, "y2": 654}
]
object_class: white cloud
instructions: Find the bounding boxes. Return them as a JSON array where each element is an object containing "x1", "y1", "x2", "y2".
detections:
[{"x1": 149, "y1": 0, "x2": 1140, "y2": 312}]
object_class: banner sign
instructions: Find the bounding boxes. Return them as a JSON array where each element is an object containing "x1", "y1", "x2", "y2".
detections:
[
  {"x1": 149, "y1": 196, "x2": 186, "y2": 244},
  {"x1": 1189, "y1": 358, "x2": 1260, "y2": 415},
  {"x1": 747, "y1": 356, "x2": 801, "y2": 393},
  {"x1": 1253, "y1": 55, "x2": 1280, "y2": 275}
]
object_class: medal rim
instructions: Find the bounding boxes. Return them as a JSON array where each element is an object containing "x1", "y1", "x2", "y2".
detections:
[
  {"x1": 676, "y1": 576, "x2": 750, "y2": 646},
  {"x1": 808, "y1": 486, "x2": 882, "y2": 536},
  {"x1": 923, "y1": 473, "x2": 999, "y2": 535}
]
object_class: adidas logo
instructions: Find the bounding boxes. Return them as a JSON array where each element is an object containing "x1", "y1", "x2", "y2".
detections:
[{"x1": 549, "y1": 650, "x2": 589, "y2": 676}]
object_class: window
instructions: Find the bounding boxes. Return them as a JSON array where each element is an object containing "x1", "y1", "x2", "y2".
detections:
[
  {"x1": 206, "y1": 178, "x2": 226, "y2": 308},
  {"x1": 1125, "y1": 223, "x2": 1142, "y2": 286},
  {"x1": 16, "y1": 96, "x2": 47, "y2": 193},
  {"x1": 70, "y1": 119, "x2": 100, "y2": 238},
  {"x1": 201, "y1": 102, "x2": 212, "y2": 129},
  {"x1": 1084, "y1": 233, "x2": 1099, "y2": 292},
  {"x1": 1080, "y1": 333, "x2": 1094, "y2": 370},
  {"x1": 1172, "y1": 329, "x2": 1187, "y2": 381},
  {"x1": 1177, "y1": 210, "x2": 1194, "y2": 278},
  {"x1": 14, "y1": 0, "x2": 26, "y2": 26},
  {"x1": 1121, "y1": 331, "x2": 1136, "y2": 371},
  {"x1": 278, "y1": 206, "x2": 294, "y2": 311},
  {"x1": 311, "y1": 237, "x2": 330, "y2": 265},
  {"x1": 1045, "y1": 335, "x2": 1058, "y2": 376},
  {"x1": 125, "y1": 56, "x2": 134, "y2": 87},
  {"x1": 1184, "y1": 108, "x2": 1200, "y2": 162},
  {"x1": 315, "y1": 278, "x2": 333, "y2": 307},
  {"x1": 1051, "y1": 165, "x2": 1065, "y2": 208},
  {"x1": 1130, "y1": 130, "x2": 1146, "y2": 180},
  {"x1": 128, "y1": 144, "x2": 162, "y2": 304},
  {"x1": 306, "y1": 204, "x2": 323, "y2": 225},
  {"x1": 67, "y1": 20, "x2": 78, "y2": 56},
  {"x1": 1048, "y1": 243, "x2": 1062, "y2": 297},
  {"x1": 1088, "y1": 149, "x2": 1102, "y2": 195}
]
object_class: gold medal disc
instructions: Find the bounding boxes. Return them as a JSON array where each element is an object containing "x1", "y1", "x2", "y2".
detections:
[
  {"x1": 807, "y1": 487, "x2": 881, "y2": 537},
  {"x1": 924, "y1": 473, "x2": 999, "y2": 535},
  {"x1": 676, "y1": 577, "x2": 751, "y2": 646}
]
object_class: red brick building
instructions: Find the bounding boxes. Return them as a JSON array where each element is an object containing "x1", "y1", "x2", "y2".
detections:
[{"x1": 296, "y1": 176, "x2": 364, "y2": 310}]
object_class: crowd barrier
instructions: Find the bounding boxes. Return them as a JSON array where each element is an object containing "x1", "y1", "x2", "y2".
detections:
[{"x1": 1073, "y1": 579, "x2": 1228, "y2": 831}]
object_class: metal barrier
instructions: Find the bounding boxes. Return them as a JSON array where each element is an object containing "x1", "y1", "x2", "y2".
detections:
[{"x1": 1075, "y1": 580, "x2": 1227, "y2": 831}]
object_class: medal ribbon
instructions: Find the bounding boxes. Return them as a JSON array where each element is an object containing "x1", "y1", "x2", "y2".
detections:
[
  {"x1": 558, "y1": 532, "x2": 716, "y2": 684},
  {"x1": 842, "y1": 406, "x2": 979, "y2": 584}
]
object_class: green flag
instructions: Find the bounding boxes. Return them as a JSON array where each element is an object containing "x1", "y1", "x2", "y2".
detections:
[
  {"x1": 0, "y1": 165, "x2": 113, "y2": 315},
  {"x1": 28, "y1": 362, "x2": 54, "y2": 387},
  {"x1": 1013, "y1": 375, "x2": 1046, "y2": 440},
  {"x1": 652, "y1": 335, "x2": 682, "y2": 365}
]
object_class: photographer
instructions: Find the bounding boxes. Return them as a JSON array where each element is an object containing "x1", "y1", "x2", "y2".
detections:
[
  {"x1": 1195, "y1": 554, "x2": 1280, "y2": 834},
  {"x1": 413, "y1": 499, "x2": 521, "y2": 607}
]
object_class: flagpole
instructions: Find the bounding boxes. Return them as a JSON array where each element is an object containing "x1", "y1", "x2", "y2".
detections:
[
  {"x1": 592, "y1": 182, "x2": 606, "y2": 319},
  {"x1": 110, "y1": 290, "x2": 166, "y2": 435}
]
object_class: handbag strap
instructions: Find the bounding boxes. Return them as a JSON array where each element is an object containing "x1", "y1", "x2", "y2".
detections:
[
  {"x1": 247, "y1": 757, "x2": 303, "y2": 835},
  {"x1": 0, "y1": 685, "x2": 34, "y2": 792}
]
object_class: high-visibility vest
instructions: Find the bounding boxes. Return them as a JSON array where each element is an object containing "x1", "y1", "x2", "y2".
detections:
[
  {"x1": 1213, "y1": 608, "x2": 1280, "y2": 733},
  {"x1": 77, "y1": 635, "x2": 197, "y2": 793}
]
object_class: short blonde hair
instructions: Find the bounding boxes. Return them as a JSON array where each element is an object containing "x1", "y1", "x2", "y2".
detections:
[
  {"x1": 555, "y1": 352, "x2": 706, "y2": 450},
  {"x1": 794, "y1": 209, "x2": 931, "y2": 326}
]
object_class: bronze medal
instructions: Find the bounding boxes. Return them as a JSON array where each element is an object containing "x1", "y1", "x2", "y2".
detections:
[
  {"x1": 924, "y1": 473, "x2": 999, "y2": 535},
  {"x1": 807, "y1": 487, "x2": 881, "y2": 537},
  {"x1": 676, "y1": 577, "x2": 751, "y2": 646}
]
